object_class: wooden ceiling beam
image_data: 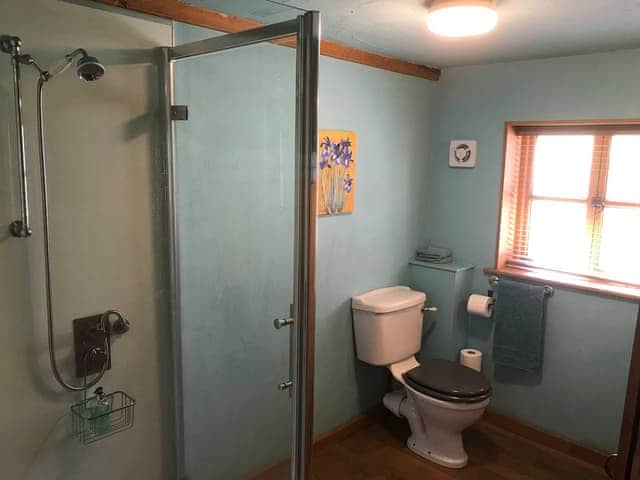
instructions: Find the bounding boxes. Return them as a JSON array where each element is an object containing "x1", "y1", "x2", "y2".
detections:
[{"x1": 93, "y1": 0, "x2": 441, "y2": 81}]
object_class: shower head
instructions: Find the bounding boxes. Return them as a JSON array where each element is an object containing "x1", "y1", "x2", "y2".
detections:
[
  {"x1": 76, "y1": 55, "x2": 104, "y2": 81},
  {"x1": 45, "y1": 48, "x2": 104, "y2": 81}
]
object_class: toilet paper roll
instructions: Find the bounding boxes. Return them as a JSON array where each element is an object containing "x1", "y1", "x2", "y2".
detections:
[
  {"x1": 460, "y1": 349, "x2": 483, "y2": 372},
  {"x1": 467, "y1": 294, "x2": 494, "y2": 318}
]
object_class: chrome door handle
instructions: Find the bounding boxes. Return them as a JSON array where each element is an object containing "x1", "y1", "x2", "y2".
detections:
[
  {"x1": 274, "y1": 317, "x2": 294, "y2": 329},
  {"x1": 278, "y1": 380, "x2": 294, "y2": 391}
]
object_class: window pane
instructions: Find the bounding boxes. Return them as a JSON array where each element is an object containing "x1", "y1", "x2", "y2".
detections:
[
  {"x1": 599, "y1": 207, "x2": 640, "y2": 284},
  {"x1": 532, "y1": 135, "x2": 593, "y2": 199},
  {"x1": 606, "y1": 135, "x2": 640, "y2": 203},
  {"x1": 527, "y1": 200, "x2": 589, "y2": 272}
]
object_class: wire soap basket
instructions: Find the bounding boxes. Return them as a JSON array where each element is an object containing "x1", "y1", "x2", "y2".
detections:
[{"x1": 71, "y1": 389, "x2": 136, "y2": 444}]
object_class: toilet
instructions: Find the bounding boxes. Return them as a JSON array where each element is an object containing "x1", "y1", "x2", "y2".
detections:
[{"x1": 352, "y1": 286, "x2": 492, "y2": 469}]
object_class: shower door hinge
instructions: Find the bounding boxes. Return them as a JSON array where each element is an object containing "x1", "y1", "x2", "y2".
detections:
[{"x1": 171, "y1": 105, "x2": 189, "y2": 121}]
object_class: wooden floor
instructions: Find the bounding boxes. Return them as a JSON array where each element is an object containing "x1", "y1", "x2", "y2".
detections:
[{"x1": 253, "y1": 410, "x2": 608, "y2": 480}]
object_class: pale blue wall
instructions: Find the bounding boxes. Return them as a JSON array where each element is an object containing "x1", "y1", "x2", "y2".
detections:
[
  {"x1": 315, "y1": 56, "x2": 433, "y2": 434},
  {"x1": 426, "y1": 49, "x2": 640, "y2": 452},
  {"x1": 174, "y1": 21, "x2": 433, "y2": 478}
]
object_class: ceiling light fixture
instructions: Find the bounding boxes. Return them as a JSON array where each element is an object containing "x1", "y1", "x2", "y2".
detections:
[{"x1": 426, "y1": 0, "x2": 499, "y2": 38}]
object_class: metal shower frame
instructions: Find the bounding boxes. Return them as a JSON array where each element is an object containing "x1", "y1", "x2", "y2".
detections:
[{"x1": 158, "y1": 11, "x2": 320, "y2": 480}]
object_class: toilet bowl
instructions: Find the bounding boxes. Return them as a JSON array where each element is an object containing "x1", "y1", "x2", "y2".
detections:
[
  {"x1": 352, "y1": 286, "x2": 492, "y2": 469},
  {"x1": 405, "y1": 385, "x2": 490, "y2": 468},
  {"x1": 386, "y1": 356, "x2": 491, "y2": 468}
]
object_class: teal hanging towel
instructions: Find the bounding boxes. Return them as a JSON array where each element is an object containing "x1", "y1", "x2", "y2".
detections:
[{"x1": 492, "y1": 278, "x2": 547, "y2": 373}]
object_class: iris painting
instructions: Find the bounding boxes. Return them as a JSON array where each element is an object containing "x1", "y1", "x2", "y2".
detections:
[{"x1": 318, "y1": 130, "x2": 357, "y2": 215}]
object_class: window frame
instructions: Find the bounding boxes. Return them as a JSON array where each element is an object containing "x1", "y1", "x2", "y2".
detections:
[{"x1": 492, "y1": 120, "x2": 640, "y2": 301}]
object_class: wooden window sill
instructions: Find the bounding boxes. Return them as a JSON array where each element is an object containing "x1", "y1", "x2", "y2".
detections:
[{"x1": 484, "y1": 267, "x2": 640, "y2": 302}]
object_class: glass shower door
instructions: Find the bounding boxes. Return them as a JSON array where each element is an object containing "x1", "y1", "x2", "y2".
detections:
[{"x1": 162, "y1": 13, "x2": 319, "y2": 480}]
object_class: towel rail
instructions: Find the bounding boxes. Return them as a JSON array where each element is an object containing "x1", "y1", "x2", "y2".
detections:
[{"x1": 488, "y1": 275, "x2": 554, "y2": 297}]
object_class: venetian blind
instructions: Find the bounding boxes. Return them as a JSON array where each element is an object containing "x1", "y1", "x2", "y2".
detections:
[{"x1": 498, "y1": 124, "x2": 640, "y2": 286}]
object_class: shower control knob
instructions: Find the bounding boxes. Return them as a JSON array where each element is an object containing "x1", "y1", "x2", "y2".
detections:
[{"x1": 102, "y1": 310, "x2": 130, "y2": 334}]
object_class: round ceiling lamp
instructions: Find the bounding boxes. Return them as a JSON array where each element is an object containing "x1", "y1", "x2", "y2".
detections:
[{"x1": 426, "y1": 0, "x2": 499, "y2": 38}]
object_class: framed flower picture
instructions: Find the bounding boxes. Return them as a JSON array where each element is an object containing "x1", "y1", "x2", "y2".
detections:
[{"x1": 318, "y1": 130, "x2": 357, "y2": 215}]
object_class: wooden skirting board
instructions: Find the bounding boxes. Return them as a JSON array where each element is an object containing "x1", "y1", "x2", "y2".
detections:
[
  {"x1": 481, "y1": 409, "x2": 608, "y2": 469},
  {"x1": 312, "y1": 411, "x2": 375, "y2": 449},
  {"x1": 92, "y1": 0, "x2": 441, "y2": 81}
]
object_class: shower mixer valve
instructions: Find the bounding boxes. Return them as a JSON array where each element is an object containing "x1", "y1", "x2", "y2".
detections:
[
  {"x1": 72, "y1": 310, "x2": 130, "y2": 378},
  {"x1": 73, "y1": 314, "x2": 111, "y2": 378}
]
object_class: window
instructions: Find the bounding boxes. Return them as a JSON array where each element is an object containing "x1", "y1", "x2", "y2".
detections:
[{"x1": 495, "y1": 121, "x2": 640, "y2": 298}]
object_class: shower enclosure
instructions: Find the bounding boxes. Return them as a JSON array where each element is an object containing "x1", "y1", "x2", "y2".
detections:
[{"x1": 159, "y1": 11, "x2": 319, "y2": 480}]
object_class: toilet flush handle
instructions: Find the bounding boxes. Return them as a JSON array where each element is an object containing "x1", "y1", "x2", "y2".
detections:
[{"x1": 423, "y1": 306, "x2": 438, "y2": 313}]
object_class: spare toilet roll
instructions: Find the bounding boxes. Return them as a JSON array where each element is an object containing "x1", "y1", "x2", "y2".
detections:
[
  {"x1": 467, "y1": 294, "x2": 494, "y2": 318},
  {"x1": 460, "y1": 349, "x2": 483, "y2": 372}
]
